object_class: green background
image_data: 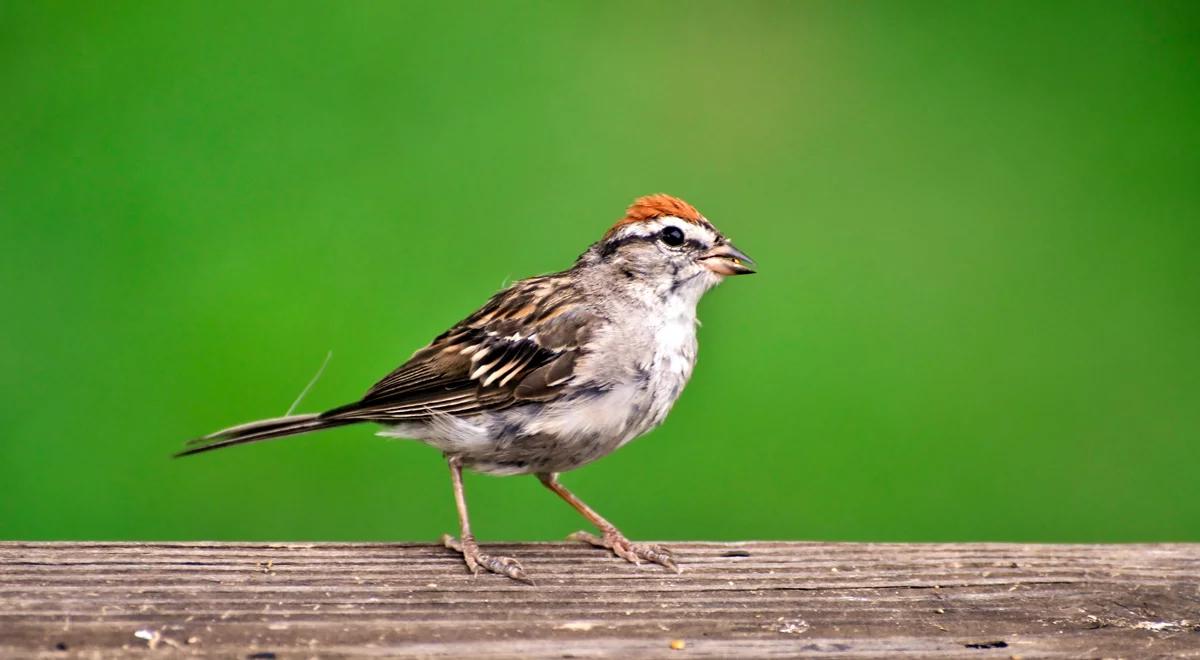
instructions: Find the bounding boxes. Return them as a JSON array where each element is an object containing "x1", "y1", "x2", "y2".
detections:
[{"x1": 2, "y1": 1, "x2": 1197, "y2": 544}]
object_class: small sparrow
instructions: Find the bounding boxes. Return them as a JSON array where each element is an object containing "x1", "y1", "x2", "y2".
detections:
[{"x1": 179, "y1": 194, "x2": 754, "y2": 582}]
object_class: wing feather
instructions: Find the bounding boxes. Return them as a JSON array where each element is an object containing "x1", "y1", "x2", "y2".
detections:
[{"x1": 321, "y1": 277, "x2": 593, "y2": 423}]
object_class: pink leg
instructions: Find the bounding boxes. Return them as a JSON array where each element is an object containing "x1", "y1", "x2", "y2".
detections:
[
  {"x1": 538, "y1": 472, "x2": 679, "y2": 573},
  {"x1": 440, "y1": 456, "x2": 531, "y2": 584}
]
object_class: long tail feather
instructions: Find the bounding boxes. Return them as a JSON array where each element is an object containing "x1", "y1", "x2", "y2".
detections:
[{"x1": 175, "y1": 413, "x2": 355, "y2": 458}]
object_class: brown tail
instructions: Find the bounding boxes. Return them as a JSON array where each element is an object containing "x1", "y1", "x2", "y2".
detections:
[{"x1": 175, "y1": 413, "x2": 357, "y2": 458}]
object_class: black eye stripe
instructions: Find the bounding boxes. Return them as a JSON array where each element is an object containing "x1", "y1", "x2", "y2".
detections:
[{"x1": 597, "y1": 229, "x2": 709, "y2": 258}]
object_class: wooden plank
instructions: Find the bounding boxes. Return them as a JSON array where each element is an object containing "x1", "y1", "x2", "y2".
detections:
[{"x1": 1, "y1": 542, "x2": 1197, "y2": 658}]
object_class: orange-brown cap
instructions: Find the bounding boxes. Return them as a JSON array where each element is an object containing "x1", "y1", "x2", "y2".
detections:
[{"x1": 607, "y1": 194, "x2": 706, "y2": 236}]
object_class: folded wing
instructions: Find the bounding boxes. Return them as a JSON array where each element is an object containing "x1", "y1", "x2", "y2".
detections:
[{"x1": 322, "y1": 276, "x2": 592, "y2": 423}]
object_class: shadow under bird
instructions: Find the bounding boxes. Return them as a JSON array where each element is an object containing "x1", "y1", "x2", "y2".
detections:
[{"x1": 179, "y1": 194, "x2": 755, "y2": 583}]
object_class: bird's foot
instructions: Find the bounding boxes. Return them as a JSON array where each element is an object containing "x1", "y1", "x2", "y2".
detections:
[
  {"x1": 440, "y1": 534, "x2": 532, "y2": 584},
  {"x1": 568, "y1": 529, "x2": 680, "y2": 573}
]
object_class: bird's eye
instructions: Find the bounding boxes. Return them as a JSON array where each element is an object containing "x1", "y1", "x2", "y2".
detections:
[{"x1": 659, "y1": 226, "x2": 685, "y2": 247}]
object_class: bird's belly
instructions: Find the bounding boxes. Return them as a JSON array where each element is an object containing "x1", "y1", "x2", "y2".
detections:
[
  {"x1": 474, "y1": 384, "x2": 649, "y2": 474},
  {"x1": 471, "y1": 357, "x2": 693, "y2": 475}
]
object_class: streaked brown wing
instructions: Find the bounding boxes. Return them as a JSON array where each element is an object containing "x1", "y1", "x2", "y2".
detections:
[{"x1": 322, "y1": 277, "x2": 593, "y2": 422}]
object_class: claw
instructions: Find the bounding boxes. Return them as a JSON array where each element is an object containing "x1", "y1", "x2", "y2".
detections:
[
  {"x1": 442, "y1": 534, "x2": 534, "y2": 584},
  {"x1": 568, "y1": 530, "x2": 681, "y2": 573}
]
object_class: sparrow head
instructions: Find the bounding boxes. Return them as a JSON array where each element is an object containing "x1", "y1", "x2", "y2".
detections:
[{"x1": 584, "y1": 194, "x2": 754, "y2": 299}]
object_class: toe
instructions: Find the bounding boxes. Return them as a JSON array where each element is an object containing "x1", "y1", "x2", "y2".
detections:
[
  {"x1": 479, "y1": 554, "x2": 534, "y2": 585},
  {"x1": 567, "y1": 530, "x2": 605, "y2": 548},
  {"x1": 636, "y1": 544, "x2": 680, "y2": 573},
  {"x1": 568, "y1": 530, "x2": 680, "y2": 572},
  {"x1": 440, "y1": 533, "x2": 462, "y2": 552},
  {"x1": 608, "y1": 539, "x2": 643, "y2": 566},
  {"x1": 497, "y1": 557, "x2": 534, "y2": 585}
]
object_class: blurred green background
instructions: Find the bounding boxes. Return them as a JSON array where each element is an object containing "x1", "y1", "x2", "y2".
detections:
[{"x1": 2, "y1": 1, "x2": 1198, "y2": 544}]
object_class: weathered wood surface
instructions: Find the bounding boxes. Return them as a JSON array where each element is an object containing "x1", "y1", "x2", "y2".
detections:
[{"x1": 1, "y1": 542, "x2": 1197, "y2": 658}]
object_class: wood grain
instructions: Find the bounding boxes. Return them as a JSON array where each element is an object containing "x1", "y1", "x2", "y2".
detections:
[{"x1": 1, "y1": 542, "x2": 1197, "y2": 657}]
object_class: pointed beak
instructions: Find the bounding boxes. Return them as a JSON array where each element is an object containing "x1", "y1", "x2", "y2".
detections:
[{"x1": 698, "y1": 242, "x2": 756, "y2": 275}]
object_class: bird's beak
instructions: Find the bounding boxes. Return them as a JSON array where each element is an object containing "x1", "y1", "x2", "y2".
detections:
[{"x1": 698, "y1": 242, "x2": 756, "y2": 275}]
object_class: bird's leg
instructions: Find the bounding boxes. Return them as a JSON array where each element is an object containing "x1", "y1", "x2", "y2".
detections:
[
  {"x1": 537, "y1": 472, "x2": 679, "y2": 573},
  {"x1": 440, "y1": 456, "x2": 531, "y2": 584}
]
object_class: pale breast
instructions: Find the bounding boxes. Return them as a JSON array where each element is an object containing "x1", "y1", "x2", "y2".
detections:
[{"x1": 629, "y1": 310, "x2": 699, "y2": 441}]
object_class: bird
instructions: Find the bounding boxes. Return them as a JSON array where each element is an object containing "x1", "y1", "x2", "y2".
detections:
[{"x1": 178, "y1": 194, "x2": 755, "y2": 583}]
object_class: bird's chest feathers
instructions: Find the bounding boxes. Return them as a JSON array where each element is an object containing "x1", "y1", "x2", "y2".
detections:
[
  {"x1": 647, "y1": 312, "x2": 699, "y2": 388},
  {"x1": 625, "y1": 301, "x2": 700, "y2": 436}
]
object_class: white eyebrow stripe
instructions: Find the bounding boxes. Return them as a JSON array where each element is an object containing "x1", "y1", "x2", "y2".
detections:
[{"x1": 609, "y1": 215, "x2": 721, "y2": 246}]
